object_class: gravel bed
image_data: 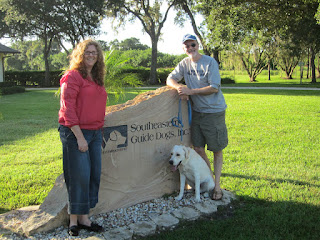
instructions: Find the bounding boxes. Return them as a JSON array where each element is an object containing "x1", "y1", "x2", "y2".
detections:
[{"x1": 1, "y1": 191, "x2": 211, "y2": 240}]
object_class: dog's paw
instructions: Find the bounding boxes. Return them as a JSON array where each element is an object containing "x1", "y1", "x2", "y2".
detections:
[
  {"x1": 175, "y1": 196, "x2": 183, "y2": 201},
  {"x1": 194, "y1": 197, "x2": 201, "y2": 202}
]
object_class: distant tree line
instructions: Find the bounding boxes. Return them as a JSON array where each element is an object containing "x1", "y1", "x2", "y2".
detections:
[
  {"x1": 4, "y1": 38, "x2": 186, "y2": 71},
  {"x1": 5, "y1": 37, "x2": 320, "y2": 82}
]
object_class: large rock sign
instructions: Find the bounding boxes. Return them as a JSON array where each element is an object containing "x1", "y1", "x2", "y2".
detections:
[
  {"x1": 94, "y1": 86, "x2": 192, "y2": 214},
  {"x1": 15, "y1": 87, "x2": 192, "y2": 236}
]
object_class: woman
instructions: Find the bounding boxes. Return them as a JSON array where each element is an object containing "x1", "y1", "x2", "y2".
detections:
[{"x1": 58, "y1": 39, "x2": 107, "y2": 236}]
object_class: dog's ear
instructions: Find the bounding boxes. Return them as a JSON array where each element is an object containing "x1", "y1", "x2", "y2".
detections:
[{"x1": 183, "y1": 146, "x2": 190, "y2": 160}]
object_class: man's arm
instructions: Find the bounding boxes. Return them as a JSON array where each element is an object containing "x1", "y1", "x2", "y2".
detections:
[
  {"x1": 167, "y1": 77, "x2": 218, "y2": 96},
  {"x1": 166, "y1": 78, "x2": 189, "y2": 100},
  {"x1": 166, "y1": 78, "x2": 183, "y2": 90}
]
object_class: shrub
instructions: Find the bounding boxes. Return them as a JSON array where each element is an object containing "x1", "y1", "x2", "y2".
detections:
[
  {"x1": 104, "y1": 50, "x2": 142, "y2": 100},
  {"x1": 0, "y1": 82, "x2": 16, "y2": 88},
  {"x1": 0, "y1": 86, "x2": 25, "y2": 95},
  {"x1": 221, "y1": 77, "x2": 236, "y2": 84},
  {"x1": 157, "y1": 68, "x2": 174, "y2": 85}
]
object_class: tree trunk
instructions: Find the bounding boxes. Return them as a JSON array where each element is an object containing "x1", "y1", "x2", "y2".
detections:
[
  {"x1": 317, "y1": 55, "x2": 320, "y2": 78},
  {"x1": 44, "y1": 56, "x2": 50, "y2": 87},
  {"x1": 285, "y1": 71, "x2": 293, "y2": 79},
  {"x1": 310, "y1": 46, "x2": 316, "y2": 83},
  {"x1": 202, "y1": 47, "x2": 211, "y2": 57},
  {"x1": 149, "y1": 38, "x2": 158, "y2": 85},
  {"x1": 212, "y1": 49, "x2": 220, "y2": 65},
  {"x1": 268, "y1": 61, "x2": 271, "y2": 80},
  {"x1": 42, "y1": 36, "x2": 53, "y2": 87},
  {"x1": 307, "y1": 48, "x2": 310, "y2": 79},
  {"x1": 249, "y1": 76, "x2": 256, "y2": 82}
]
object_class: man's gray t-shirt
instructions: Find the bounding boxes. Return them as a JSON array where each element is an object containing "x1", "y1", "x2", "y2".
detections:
[{"x1": 168, "y1": 55, "x2": 227, "y2": 113}]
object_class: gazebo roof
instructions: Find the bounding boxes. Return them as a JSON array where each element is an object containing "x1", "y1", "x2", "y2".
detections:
[{"x1": 0, "y1": 43, "x2": 20, "y2": 54}]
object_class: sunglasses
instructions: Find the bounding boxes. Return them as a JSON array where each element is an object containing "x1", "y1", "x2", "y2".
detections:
[
  {"x1": 184, "y1": 43, "x2": 197, "y2": 48},
  {"x1": 84, "y1": 51, "x2": 98, "y2": 56}
]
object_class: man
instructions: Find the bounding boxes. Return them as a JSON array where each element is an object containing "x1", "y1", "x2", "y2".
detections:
[{"x1": 166, "y1": 34, "x2": 228, "y2": 200}]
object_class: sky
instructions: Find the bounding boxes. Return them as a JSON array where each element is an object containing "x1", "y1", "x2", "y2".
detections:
[{"x1": 96, "y1": 10, "x2": 198, "y2": 55}]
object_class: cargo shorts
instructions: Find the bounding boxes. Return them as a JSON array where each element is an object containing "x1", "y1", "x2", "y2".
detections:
[{"x1": 191, "y1": 110, "x2": 228, "y2": 152}]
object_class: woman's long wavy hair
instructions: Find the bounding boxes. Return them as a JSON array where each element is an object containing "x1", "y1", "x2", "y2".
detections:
[{"x1": 69, "y1": 39, "x2": 105, "y2": 86}]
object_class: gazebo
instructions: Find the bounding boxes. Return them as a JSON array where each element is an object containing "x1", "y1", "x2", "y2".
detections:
[{"x1": 0, "y1": 43, "x2": 20, "y2": 82}]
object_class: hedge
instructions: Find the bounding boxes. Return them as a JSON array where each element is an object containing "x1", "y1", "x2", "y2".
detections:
[
  {"x1": 4, "y1": 70, "x2": 63, "y2": 87},
  {"x1": 120, "y1": 67, "x2": 174, "y2": 85}
]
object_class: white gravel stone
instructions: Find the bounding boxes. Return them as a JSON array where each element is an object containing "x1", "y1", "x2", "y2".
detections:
[
  {"x1": 128, "y1": 221, "x2": 156, "y2": 237},
  {"x1": 194, "y1": 201, "x2": 218, "y2": 214},
  {"x1": 172, "y1": 207, "x2": 200, "y2": 220},
  {"x1": 102, "y1": 227, "x2": 133, "y2": 240},
  {"x1": 149, "y1": 213, "x2": 179, "y2": 228}
]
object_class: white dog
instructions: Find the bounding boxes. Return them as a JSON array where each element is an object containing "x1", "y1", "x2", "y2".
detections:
[{"x1": 169, "y1": 145, "x2": 215, "y2": 202}]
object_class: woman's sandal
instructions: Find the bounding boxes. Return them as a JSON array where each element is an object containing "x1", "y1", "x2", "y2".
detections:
[
  {"x1": 68, "y1": 225, "x2": 80, "y2": 236},
  {"x1": 78, "y1": 222, "x2": 104, "y2": 232},
  {"x1": 210, "y1": 189, "x2": 223, "y2": 200}
]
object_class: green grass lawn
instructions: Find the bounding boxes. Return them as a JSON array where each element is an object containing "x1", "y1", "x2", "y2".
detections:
[{"x1": 0, "y1": 85, "x2": 319, "y2": 239}]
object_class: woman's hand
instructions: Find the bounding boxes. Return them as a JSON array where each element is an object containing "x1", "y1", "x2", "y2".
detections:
[
  {"x1": 77, "y1": 138, "x2": 88, "y2": 152},
  {"x1": 70, "y1": 125, "x2": 88, "y2": 152}
]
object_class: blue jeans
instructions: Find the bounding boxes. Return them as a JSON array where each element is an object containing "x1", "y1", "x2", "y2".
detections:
[{"x1": 59, "y1": 125, "x2": 102, "y2": 215}]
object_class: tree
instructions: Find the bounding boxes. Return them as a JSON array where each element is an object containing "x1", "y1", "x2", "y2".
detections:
[
  {"x1": 174, "y1": 0, "x2": 220, "y2": 62},
  {"x1": 54, "y1": 0, "x2": 105, "y2": 52},
  {"x1": 105, "y1": 0, "x2": 177, "y2": 85},
  {"x1": 199, "y1": 0, "x2": 320, "y2": 82},
  {"x1": 252, "y1": 0, "x2": 320, "y2": 83},
  {"x1": 109, "y1": 39, "x2": 121, "y2": 50},
  {"x1": 275, "y1": 35, "x2": 303, "y2": 79},
  {"x1": 5, "y1": 40, "x2": 45, "y2": 70},
  {"x1": 236, "y1": 31, "x2": 270, "y2": 82},
  {"x1": 242, "y1": 0, "x2": 320, "y2": 82},
  {"x1": 0, "y1": 10, "x2": 10, "y2": 38},
  {"x1": 97, "y1": 40, "x2": 110, "y2": 51},
  {"x1": 199, "y1": 0, "x2": 272, "y2": 81},
  {"x1": 5, "y1": 39, "x2": 66, "y2": 71},
  {"x1": 119, "y1": 37, "x2": 149, "y2": 50},
  {"x1": 50, "y1": 51, "x2": 69, "y2": 70}
]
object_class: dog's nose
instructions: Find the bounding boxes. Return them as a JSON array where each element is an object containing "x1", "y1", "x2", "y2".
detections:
[{"x1": 169, "y1": 160, "x2": 173, "y2": 165}]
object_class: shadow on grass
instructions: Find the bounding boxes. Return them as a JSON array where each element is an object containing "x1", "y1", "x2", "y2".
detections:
[
  {"x1": 222, "y1": 173, "x2": 320, "y2": 189},
  {"x1": 223, "y1": 88, "x2": 320, "y2": 97},
  {"x1": 0, "y1": 207, "x2": 9, "y2": 215},
  {"x1": 0, "y1": 91, "x2": 60, "y2": 146},
  {"x1": 141, "y1": 197, "x2": 320, "y2": 240}
]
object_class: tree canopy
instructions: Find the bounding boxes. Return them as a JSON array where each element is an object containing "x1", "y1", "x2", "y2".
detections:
[
  {"x1": 0, "y1": 0, "x2": 105, "y2": 86},
  {"x1": 198, "y1": 0, "x2": 320, "y2": 82}
]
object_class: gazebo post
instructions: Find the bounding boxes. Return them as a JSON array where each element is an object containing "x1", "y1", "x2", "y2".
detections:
[
  {"x1": 0, "y1": 43, "x2": 20, "y2": 83},
  {"x1": 0, "y1": 53, "x2": 4, "y2": 82}
]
